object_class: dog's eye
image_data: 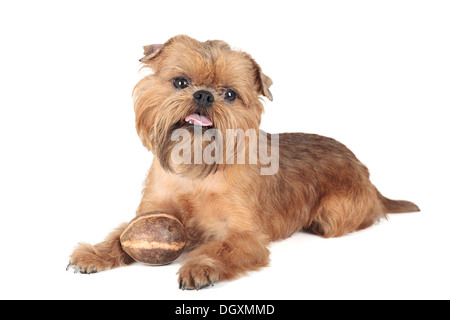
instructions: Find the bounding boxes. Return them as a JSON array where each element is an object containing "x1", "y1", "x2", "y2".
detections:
[
  {"x1": 224, "y1": 89, "x2": 237, "y2": 102},
  {"x1": 173, "y1": 77, "x2": 189, "y2": 89}
]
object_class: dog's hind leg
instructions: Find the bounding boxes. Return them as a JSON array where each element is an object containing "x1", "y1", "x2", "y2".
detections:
[{"x1": 305, "y1": 187, "x2": 385, "y2": 238}]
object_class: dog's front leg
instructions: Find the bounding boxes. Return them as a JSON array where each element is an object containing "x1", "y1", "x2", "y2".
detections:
[
  {"x1": 68, "y1": 222, "x2": 134, "y2": 274},
  {"x1": 177, "y1": 231, "x2": 270, "y2": 290}
]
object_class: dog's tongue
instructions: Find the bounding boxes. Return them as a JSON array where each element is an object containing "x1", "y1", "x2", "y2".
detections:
[{"x1": 185, "y1": 113, "x2": 213, "y2": 127}]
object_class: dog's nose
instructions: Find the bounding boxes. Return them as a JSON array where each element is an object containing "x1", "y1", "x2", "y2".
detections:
[{"x1": 193, "y1": 90, "x2": 214, "y2": 108}]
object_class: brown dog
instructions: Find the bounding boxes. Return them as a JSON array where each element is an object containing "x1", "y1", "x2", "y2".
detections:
[{"x1": 68, "y1": 35, "x2": 419, "y2": 289}]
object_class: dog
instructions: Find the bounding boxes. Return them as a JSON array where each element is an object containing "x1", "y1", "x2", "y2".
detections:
[{"x1": 68, "y1": 35, "x2": 419, "y2": 289}]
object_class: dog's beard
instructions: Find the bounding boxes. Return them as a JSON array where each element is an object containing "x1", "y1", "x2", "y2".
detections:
[
  {"x1": 147, "y1": 108, "x2": 261, "y2": 178},
  {"x1": 146, "y1": 101, "x2": 255, "y2": 179}
]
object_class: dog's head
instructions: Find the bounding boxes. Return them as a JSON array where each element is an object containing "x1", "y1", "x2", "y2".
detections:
[{"x1": 133, "y1": 35, "x2": 272, "y2": 177}]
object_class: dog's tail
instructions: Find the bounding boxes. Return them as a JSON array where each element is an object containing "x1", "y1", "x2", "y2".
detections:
[{"x1": 377, "y1": 190, "x2": 420, "y2": 214}]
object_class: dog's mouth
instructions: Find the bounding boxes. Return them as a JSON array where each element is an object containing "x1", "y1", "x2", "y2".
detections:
[{"x1": 181, "y1": 113, "x2": 213, "y2": 129}]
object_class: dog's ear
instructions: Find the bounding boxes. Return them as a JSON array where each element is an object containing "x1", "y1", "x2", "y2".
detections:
[
  {"x1": 259, "y1": 72, "x2": 273, "y2": 102},
  {"x1": 139, "y1": 35, "x2": 192, "y2": 64},
  {"x1": 139, "y1": 44, "x2": 164, "y2": 63},
  {"x1": 251, "y1": 58, "x2": 273, "y2": 101}
]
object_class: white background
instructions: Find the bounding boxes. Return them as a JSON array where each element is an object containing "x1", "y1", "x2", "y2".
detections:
[{"x1": 1, "y1": 0, "x2": 449, "y2": 300}]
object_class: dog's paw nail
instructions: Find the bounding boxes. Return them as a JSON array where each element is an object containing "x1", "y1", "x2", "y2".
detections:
[
  {"x1": 66, "y1": 262, "x2": 72, "y2": 271},
  {"x1": 73, "y1": 266, "x2": 80, "y2": 274},
  {"x1": 178, "y1": 262, "x2": 219, "y2": 290}
]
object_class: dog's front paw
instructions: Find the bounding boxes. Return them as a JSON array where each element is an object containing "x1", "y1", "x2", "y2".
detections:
[
  {"x1": 67, "y1": 243, "x2": 110, "y2": 274},
  {"x1": 177, "y1": 260, "x2": 220, "y2": 290}
]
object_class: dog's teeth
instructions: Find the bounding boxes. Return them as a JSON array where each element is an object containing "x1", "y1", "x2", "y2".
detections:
[{"x1": 189, "y1": 121, "x2": 193, "y2": 124}]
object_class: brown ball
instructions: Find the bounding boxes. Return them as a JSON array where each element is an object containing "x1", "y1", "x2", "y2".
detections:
[{"x1": 120, "y1": 212, "x2": 187, "y2": 266}]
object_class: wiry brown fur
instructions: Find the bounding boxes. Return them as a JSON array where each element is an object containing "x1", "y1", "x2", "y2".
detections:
[{"x1": 68, "y1": 35, "x2": 419, "y2": 289}]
